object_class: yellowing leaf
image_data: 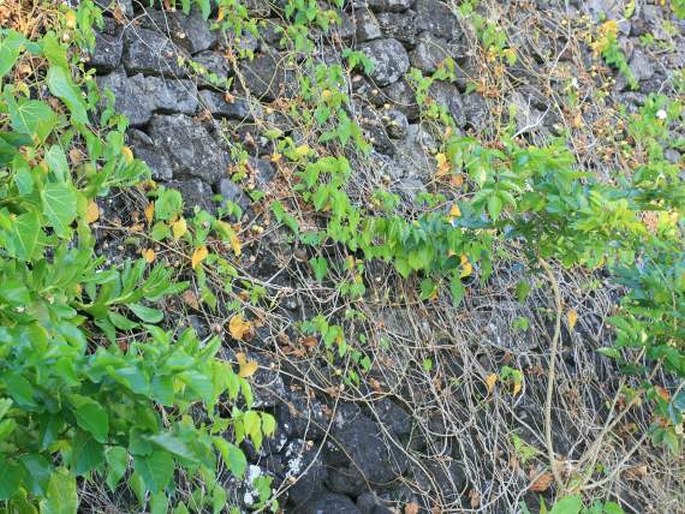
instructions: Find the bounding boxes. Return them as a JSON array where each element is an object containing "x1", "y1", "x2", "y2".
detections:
[
  {"x1": 567, "y1": 308, "x2": 578, "y2": 331},
  {"x1": 86, "y1": 201, "x2": 100, "y2": 224},
  {"x1": 121, "y1": 146, "x2": 134, "y2": 164},
  {"x1": 236, "y1": 352, "x2": 259, "y2": 378},
  {"x1": 512, "y1": 378, "x2": 522, "y2": 397},
  {"x1": 229, "y1": 314, "x2": 253, "y2": 341},
  {"x1": 143, "y1": 248, "x2": 156, "y2": 263},
  {"x1": 191, "y1": 246, "x2": 208, "y2": 269},
  {"x1": 460, "y1": 254, "x2": 473, "y2": 278},
  {"x1": 293, "y1": 144, "x2": 310, "y2": 159},
  {"x1": 449, "y1": 204, "x2": 461, "y2": 220},
  {"x1": 485, "y1": 373, "x2": 498, "y2": 394},
  {"x1": 229, "y1": 231, "x2": 242, "y2": 256},
  {"x1": 171, "y1": 217, "x2": 187, "y2": 240},
  {"x1": 436, "y1": 153, "x2": 450, "y2": 175},
  {"x1": 271, "y1": 152, "x2": 283, "y2": 163},
  {"x1": 144, "y1": 202, "x2": 155, "y2": 224}
]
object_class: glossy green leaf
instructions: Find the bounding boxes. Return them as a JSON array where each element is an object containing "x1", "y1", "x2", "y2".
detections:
[
  {"x1": 46, "y1": 66, "x2": 88, "y2": 124},
  {"x1": 40, "y1": 468, "x2": 78, "y2": 514},
  {"x1": 68, "y1": 394, "x2": 109, "y2": 443},
  {"x1": 42, "y1": 182, "x2": 77, "y2": 238}
]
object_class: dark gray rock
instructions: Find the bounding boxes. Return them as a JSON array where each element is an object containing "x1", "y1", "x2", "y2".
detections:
[
  {"x1": 323, "y1": 404, "x2": 408, "y2": 496},
  {"x1": 409, "y1": 32, "x2": 463, "y2": 74},
  {"x1": 168, "y1": 9, "x2": 218, "y2": 54},
  {"x1": 366, "y1": 0, "x2": 413, "y2": 13},
  {"x1": 276, "y1": 392, "x2": 328, "y2": 441},
  {"x1": 249, "y1": 157, "x2": 276, "y2": 186},
  {"x1": 199, "y1": 90, "x2": 258, "y2": 121},
  {"x1": 128, "y1": 128, "x2": 173, "y2": 181},
  {"x1": 97, "y1": 72, "x2": 198, "y2": 126},
  {"x1": 90, "y1": 21, "x2": 123, "y2": 72},
  {"x1": 123, "y1": 26, "x2": 189, "y2": 77},
  {"x1": 164, "y1": 179, "x2": 216, "y2": 214},
  {"x1": 95, "y1": 0, "x2": 133, "y2": 17},
  {"x1": 411, "y1": 457, "x2": 467, "y2": 504},
  {"x1": 96, "y1": 71, "x2": 153, "y2": 126},
  {"x1": 381, "y1": 79, "x2": 420, "y2": 121},
  {"x1": 239, "y1": 51, "x2": 295, "y2": 101},
  {"x1": 245, "y1": 0, "x2": 272, "y2": 16},
  {"x1": 462, "y1": 92, "x2": 489, "y2": 132},
  {"x1": 628, "y1": 49, "x2": 655, "y2": 83},
  {"x1": 415, "y1": 0, "x2": 460, "y2": 41},
  {"x1": 356, "y1": 492, "x2": 393, "y2": 514},
  {"x1": 147, "y1": 114, "x2": 229, "y2": 185},
  {"x1": 383, "y1": 109, "x2": 409, "y2": 139},
  {"x1": 191, "y1": 50, "x2": 232, "y2": 88},
  {"x1": 361, "y1": 39, "x2": 410, "y2": 86},
  {"x1": 248, "y1": 353, "x2": 285, "y2": 408},
  {"x1": 354, "y1": 11, "x2": 382, "y2": 42},
  {"x1": 362, "y1": 108, "x2": 396, "y2": 155},
  {"x1": 372, "y1": 398, "x2": 412, "y2": 439},
  {"x1": 152, "y1": 77, "x2": 199, "y2": 115},
  {"x1": 299, "y1": 491, "x2": 361, "y2": 514},
  {"x1": 284, "y1": 440, "x2": 329, "y2": 508},
  {"x1": 428, "y1": 80, "x2": 466, "y2": 128},
  {"x1": 376, "y1": 11, "x2": 418, "y2": 48},
  {"x1": 336, "y1": 13, "x2": 357, "y2": 43},
  {"x1": 219, "y1": 178, "x2": 250, "y2": 213}
]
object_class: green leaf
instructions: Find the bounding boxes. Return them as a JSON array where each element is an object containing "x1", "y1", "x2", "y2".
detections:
[
  {"x1": 9, "y1": 99, "x2": 56, "y2": 142},
  {"x1": 488, "y1": 193, "x2": 504, "y2": 220},
  {"x1": 145, "y1": 432, "x2": 198, "y2": 462},
  {"x1": 135, "y1": 451, "x2": 174, "y2": 493},
  {"x1": 213, "y1": 438, "x2": 247, "y2": 478},
  {"x1": 71, "y1": 434, "x2": 105, "y2": 475},
  {"x1": 68, "y1": 394, "x2": 109, "y2": 443},
  {"x1": 10, "y1": 211, "x2": 41, "y2": 261},
  {"x1": 20, "y1": 454, "x2": 51, "y2": 495},
  {"x1": 549, "y1": 495, "x2": 583, "y2": 514},
  {"x1": 128, "y1": 303, "x2": 164, "y2": 323},
  {"x1": 150, "y1": 491, "x2": 168, "y2": 514},
  {"x1": 196, "y1": 0, "x2": 211, "y2": 19},
  {"x1": 155, "y1": 189, "x2": 184, "y2": 221},
  {"x1": 40, "y1": 468, "x2": 78, "y2": 514},
  {"x1": 0, "y1": 31, "x2": 26, "y2": 78},
  {"x1": 46, "y1": 66, "x2": 88, "y2": 124},
  {"x1": 45, "y1": 145, "x2": 69, "y2": 182},
  {"x1": 105, "y1": 446, "x2": 128, "y2": 491},
  {"x1": 42, "y1": 182, "x2": 77, "y2": 238},
  {"x1": 597, "y1": 347, "x2": 621, "y2": 359},
  {"x1": 0, "y1": 458, "x2": 25, "y2": 500}
]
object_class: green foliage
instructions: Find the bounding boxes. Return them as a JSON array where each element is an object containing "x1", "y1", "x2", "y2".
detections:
[{"x1": 0, "y1": 3, "x2": 270, "y2": 512}]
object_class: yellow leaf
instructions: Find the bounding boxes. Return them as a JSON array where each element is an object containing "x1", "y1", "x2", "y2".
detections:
[
  {"x1": 86, "y1": 201, "x2": 100, "y2": 224},
  {"x1": 65, "y1": 10, "x2": 77, "y2": 29},
  {"x1": 293, "y1": 144, "x2": 310, "y2": 159},
  {"x1": 271, "y1": 152, "x2": 283, "y2": 163},
  {"x1": 449, "y1": 204, "x2": 461, "y2": 220},
  {"x1": 236, "y1": 352, "x2": 259, "y2": 378},
  {"x1": 191, "y1": 246, "x2": 208, "y2": 269},
  {"x1": 567, "y1": 308, "x2": 578, "y2": 331},
  {"x1": 512, "y1": 378, "x2": 522, "y2": 397},
  {"x1": 486, "y1": 373, "x2": 498, "y2": 394},
  {"x1": 121, "y1": 146, "x2": 134, "y2": 164},
  {"x1": 460, "y1": 254, "x2": 473, "y2": 278},
  {"x1": 144, "y1": 202, "x2": 155, "y2": 224},
  {"x1": 143, "y1": 248, "x2": 156, "y2": 263},
  {"x1": 436, "y1": 152, "x2": 451, "y2": 175},
  {"x1": 171, "y1": 217, "x2": 187, "y2": 240},
  {"x1": 229, "y1": 313, "x2": 253, "y2": 341},
  {"x1": 229, "y1": 231, "x2": 242, "y2": 256}
]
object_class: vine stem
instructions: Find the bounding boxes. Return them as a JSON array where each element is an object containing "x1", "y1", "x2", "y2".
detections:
[{"x1": 539, "y1": 258, "x2": 566, "y2": 491}]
